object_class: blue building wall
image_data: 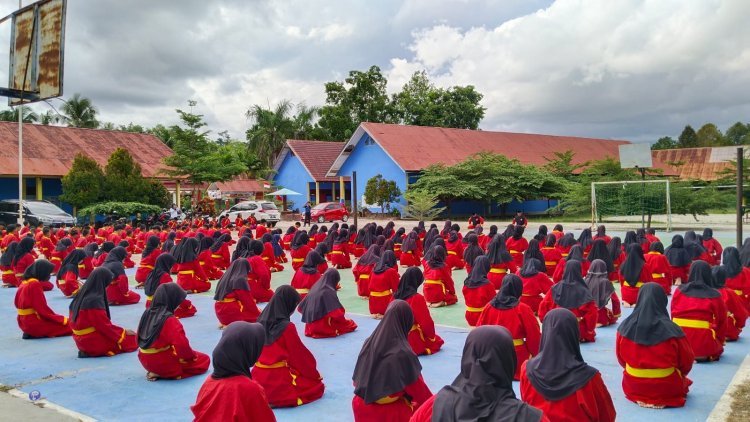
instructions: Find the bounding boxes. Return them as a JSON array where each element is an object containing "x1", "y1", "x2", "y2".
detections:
[
  {"x1": 0, "y1": 177, "x2": 18, "y2": 200},
  {"x1": 449, "y1": 199, "x2": 558, "y2": 216},
  {"x1": 272, "y1": 153, "x2": 313, "y2": 208}
]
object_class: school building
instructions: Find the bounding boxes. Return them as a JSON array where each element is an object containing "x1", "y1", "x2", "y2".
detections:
[{"x1": 0, "y1": 121, "x2": 178, "y2": 213}]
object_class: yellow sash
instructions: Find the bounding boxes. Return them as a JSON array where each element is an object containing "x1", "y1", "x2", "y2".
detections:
[{"x1": 625, "y1": 364, "x2": 676, "y2": 378}]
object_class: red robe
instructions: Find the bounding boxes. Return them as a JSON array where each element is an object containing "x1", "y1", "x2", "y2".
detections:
[
  {"x1": 281, "y1": 234, "x2": 294, "y2": 251},
  {"x1": 352, "y1": 263, "x2": 375, "y2": 298},
  {"x1": 552, "y1": 259, "x2": 590, "y2": 283},
  {"x1": 15, "y1": 278, "x2": 72, "y2": 338},
  {"x1": 137, "y1": 316, "x2": 209, "y2": 379},
  {"x1": 145, "y1": 273, "x2": 197, "y2": 319},
  {"x1": 330, "y1": 243, "x2": 352, "y2": 269},
  {"x1": 351, "y1": 375, "x2": 431, "y2": 422},
  {"x1": 506, "y1": 237, "x2": 529, "y2": 267},
  {"x1": 368, "y1": 267, "x2": 400, "y2": 315},
  {"x1": 56, "y1": 269, "x2": 82, "y2": 297},
  {"x1": 1, "y1": 264, "x2": 18, "y2": 287},
  {"x1": 192, "y1": 375, "x2": 276, "y2": 422},
  {"x1": 422, "y1": 265, "x2": 458, "y2": 305},
  {"x1": 719, "y1": 287, "x2": 747, "y2": 342},
  {"x1": 106, "y1": 274, "x2": 141, "y2": 305},
  {"x1": 538, "y1": 296, "x2": 598, "y2": 343},
  {"x1": 616, "y1": 334, "x2": 694, "y2": 408},
  {"x1": 445, "y1": 240, "x2": 465, "y2": 269},
  {"x1": 519, "y1": 272, "x2": 553, "y2": 315},
  {"x1": 725, "y1": 268, "x2": 750, "y2": 312},
  {"x1": 487, "y1": 262, "x2": 518, "y2": 290},
  {"x1": 135, "y1": 249, "x2": 160, "y2": 285},
  {"x1": 619, "y1": 264, "x2": 655, "y2": 306},
  {"x1": 255, "y1": 225, "x2": 268, "y2": 240},
  {"x1": 399, "y1": 249, "x2": 421, "y2": 267},
  {"x1": 670, "y1": 289, "x2": 727, "y2": 360},
  {"x1": 176, "y1": 260, "x2": 211, "y2": 293},
  {"x1": 597, "y1": 292, "x2": 622, "y2": 327},
  {"x1": 291, "y1": 246, "x2": 311, "y2": 272},
  {"x1": 38, "y1": 236, "x2": 55, "y2": 258},
  {"x1": 462, "y1": 283, "x2": 497, "y2": 326},
  {"x1": 540, "y1": 247, "x2": 562, "y2": 277},
  {"x1": 214, "y1": 289, "x2": 261, "y2": 326},
  {"x1": 411, "y1": 394, "x2": 549, "y2": 422},
  {"x1": 69, "y1": 308, "x2": 137, "y2": 356},
  {"x1": 248, "y1": 255, "x2": 273, "y2": 303},
  {"x1": 477, "y1": 234, "x2": 490, "y2": 251},
  {"x1": 252, "y1": 323, "x2": 325, "y2": 407},
  {"x1": 303, "y1": 308, "x2": 357, "y2": 338},
  {"x1": 702, "y1": 238, "x2": 723, "y2": 264},
  {"x1": 476, "y1": 302, "x2": 541, "y2": 380},
  {"x1": 593, "y1": 235, "x2": 611, "y2": 245},
  {"x1": 291, "y1": 270, "x2": 321, "y2": 299},
  {"x1": 645, "y1": 252, "x2": 673, "y2": 294},
  {"x1": 520, "y1": 362, "x2": 616, "y2": 422},
  {"x1": 13, "y1": 254, "x2": 38, "y2": 288},
  {"x1": 669, "y1": 264, "x2": 690, "y2": 284},
  {"x1": 199, "y1": 249, "x2": 224, "y2": 280},
  {"x1": 404, "y1": 294, "x2": 444, "y2": 355}
]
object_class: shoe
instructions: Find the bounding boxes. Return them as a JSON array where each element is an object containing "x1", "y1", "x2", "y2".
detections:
[
  {"x1": 22, "y1": 333, "x2": 37, "y2": 340},
  {"x1": 77, "y1": 351, "x2": 91, "y2": 358}
]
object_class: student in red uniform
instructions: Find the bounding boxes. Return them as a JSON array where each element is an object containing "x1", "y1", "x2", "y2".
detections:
[
  {"x1": 15, "y1": 260, "x2": 72, "y2": 339},
  {"x1": 282, "y1": 227, "x2": 296, "y2": 251},
  {"x1": 353, "y1": 245, "x2": 380, "y2": 298},
  {"x1": 723, "y1": 247, "x2": 750, "y2": 311},
  {"x1": 69, "y1": 268, "x2": 138, "y2": 358},
  {"x1": 209, "y1": 233, "x2": 231, "y2": 270},
  {"x1": 552, "y1": 245, "x2": 589, "y2": 283},
  {"x1": 467, "y1": 213, "x2": 484, "y2": 229},
  {"x1": 290, "y1": 232, "x2": 311, "y2": 272},
  {"x1": 444, "y1": 231, "x2": 465, "y2": 270},
  {"x1": 214, "y1": 259, "x2": 261, "y2": 328},
  {"x1": 461, "y1": 233, "x2": 483, "y2": 275},
  {"x1": 646, "y1": 242, "x2": 673, "y2": 294},
  {"x1": 368, "y1": 251, "x2": 400, "y2": 318},
  {"x1": 352, "y1": 300, "x2": 432, "y2": 421},
  {"x1": 685, "y1": 230, "x2": 713, "y2": 264},
  {"x1": 245, "y1": 241, "x2": 275, "y2": 303},
  {"x1": 79, "y1": 243, "x2": 96, "y2": 280},
  {"x1": 518, "y1": 258, "x2": 553, "y2": 315},
  {"x1": 671, "y1": 261, "x2": 727, "y2": 361},
  {"x1": 137, "y1": 283, "x2": 209, "y2": 381},
  {"x1": 291, "y1": 251, "x2": 325, "y2": 299},
  {"x1": 710, "y1": 266, "x2": 747, "y2": 341},
  {"x1": 191, "y1": 322, "x2": 276, "y2": 422},
  {"x1": 92, "y1": 241, "x2": 115, "y2": 267},
  {"x1": 329, "y1": 229, "x2": 352, "y2": 269},
  {"x1": 299, "y1": 269, "x2": 357, "y2": 338},
  {"x1": 486, "y1": 237, "x2": 517, "y2": 289},
  {"x1": 50, "y1": 238, "x2": 73, "y2": 274},
  {"x1": 135, "y1": 236, "x2": 161, "y2": 286},
  {"x1": 1, "y1": 242, "x2": 18, "y2": 287},
  {"x1": 702, "y1": 228, "x2": 723, "y2": 264},
  {"x1": 174, "y1": 237, "x2": 211, "y2": 293},
  {"x1": 462, "y1": 256, "x2": 498, "y2": 326},
  {"x1": 577, "y1": 228, "x2": 594, "y2": 257},
  {"x1": 422, "y1": 245, "x2": 458, "y2": 307},
  {"x1": 540, "y1": 235, "x2": 562, "y2": 277},
  {"x1": 411, "y1": 325, "x2": 546, "y2": 422},
  {"x1": 619, "y1": 244, "x2": 654, "y2": 306},
  {"x1": 119, "y1": 240, "x2": 136, "y2": 269},
  {"x1": 594, "y1": 225, "x2": 611, "y2": 244},
  {"x1": 608, "y1": 236, "x2": 625, "y2": 274},
  {"x1": 616, "y1": 283, "x2": 694, "y2": 408},
  {"x1": 56, "y1": 249, "x2": 85, "y2": 297},
  {"x1": 258, "y1": 233, "x2": 280, "y2": 272},
  {"x1": 399, "y1": 231, "x2": 421, "y2": 267},
  {"x1": 144, "y1": 253, "x2": 196, "y2": 318},
  {"x1": 12, "y1": 237, "x2": 37, "y2": 287},
  {"x1": 253, "y1": 285, "x2": 325, "y2": 408},
  {"x1": 197, "y1": 237, "x2": 222, "y2": 280},
  {"x1": 505, "y1": 226, "x2": 528, "y2": 267},
  {"x1": 271, "y1": 233, "x2": 287, "y2": 266},
  {"x1": 539, "y1": 260, "x2": 598, "y2": 342},
  {"x1": 521, "y1": 308, "x2": 616, "y2": 422},
  {"x1": 556, "y1": 233, "x2": 576, "y2": 258},
  {"x1": 665, "y1": 235, "x2": 692, "y2": 284},
  {"x1": 102, "y1": 246, "x2": 140, "y2": 305},
  {"x1": 584, "y1": 259, "x2": 621, "y2": 327},
  {"x1": 393, "y1": 268, "x2": 444, "y2": 355}
]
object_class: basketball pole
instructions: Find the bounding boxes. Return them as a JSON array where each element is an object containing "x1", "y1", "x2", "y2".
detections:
[
  {"x1": 737, "y1": 147, "x2": 743, "y2": 248},
  {"x1": 16, "y1": 0, "x2": 24, "y2": 225}
]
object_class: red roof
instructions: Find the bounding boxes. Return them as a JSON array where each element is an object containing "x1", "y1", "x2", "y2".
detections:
[
  {"x1": 0, "y1": 122, "x2": 174, "y2": 178},
  {"x1": 652, "y1": 147, "x2": 743, "y2": 181},
  {"x1": 214, "y1": 178, "x2": 265, "y2": 193},
  {"x1": 287, "y1": 140, "x2": 347, "y2": 182}
]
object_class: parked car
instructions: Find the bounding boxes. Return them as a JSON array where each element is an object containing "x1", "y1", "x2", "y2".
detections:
[
  {"x1": 0, "y1": 200, "x2": 76, "y2": 227},
  {"x1": 218, "y1": 201, "x2": 281, "y2": 226},
  {"x1": 309, "y1": 202, "x2": 349, "y2": 223}
]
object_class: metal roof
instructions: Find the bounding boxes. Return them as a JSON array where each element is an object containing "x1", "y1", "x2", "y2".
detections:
[
  {"x1": 210, "y1": 178, "x2": 266, "y2": 193},
  {"x1": 652, "y1": 146, "x2": 747, "y2": 181}
]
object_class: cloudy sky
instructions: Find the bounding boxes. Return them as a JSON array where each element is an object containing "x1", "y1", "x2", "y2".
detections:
[{"x1": 0, "y1": 0, "x2": 748, "y2": 143}]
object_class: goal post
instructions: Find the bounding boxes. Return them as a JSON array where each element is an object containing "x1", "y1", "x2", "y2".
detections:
[{"x1": 591, "y1": 180, "x2": 671, "y2": 231}]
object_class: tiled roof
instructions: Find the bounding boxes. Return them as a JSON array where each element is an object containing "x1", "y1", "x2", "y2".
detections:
[
  {"x1": 287, "y1": 139, "x2": 347, "y2": 182},
  {"x1": 652, "y1": 146, "x2": 746, "y2": 181},
  {"x1": 0, "y1": 122, "x2": 173, "y2": 178},
  {"x1": 213, "y1": 178, "x2": 266, "y2": 193}
]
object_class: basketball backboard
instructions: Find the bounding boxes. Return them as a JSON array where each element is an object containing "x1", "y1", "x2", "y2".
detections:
[{"x1": 619, "y1": 143, "x2": 652, "y2": 169}]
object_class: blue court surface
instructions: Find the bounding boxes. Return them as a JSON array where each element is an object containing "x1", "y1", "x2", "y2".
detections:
[{"x1": 0, "y1": 244, "x2": 748, "y2": 421}]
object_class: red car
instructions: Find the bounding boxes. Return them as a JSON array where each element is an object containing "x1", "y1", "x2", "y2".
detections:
[{"x1": 309, "y1": 202, "x2": 349, "y2": 223}]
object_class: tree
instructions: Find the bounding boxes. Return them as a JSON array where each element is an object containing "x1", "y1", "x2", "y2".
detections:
[
  {"x1": 543, "y1": 150, "x2": 587, "y2": 180},
  {"x1": 245, "y1": 100, "x2": 296, "y2": 167},
  {"x1": 725, "y1": 122, "x2": 750, "y2": 145},
  {"x1": 435, "y1": 85, "x2": 485, "y2": 130},
  {"x1": 408, "y1": 164, "x2": 482, "y2": 214},
  {"x1": 0, "y1": 105, "x2": 38, "y2": 123},
  {"x1": 651, "y1": 136, "x2": 678, "y2": 150},
  {"x1": 677, "y1": 125, "x2": 698, "y2": 148},
  {"x1": 696, "y1": 123, "x2": 726, "y2": 147},
  {"x1": 119, "y1": 122, "x2": 146, "y2": 133},
  {"x1": 39, "y1": 110, "x2": 62, "y2": 125},
  {"x1": 364, "y1": 174, "x2": 402, "y2": 214},
  {"x1": 150, "y1": 124, "x2": 176, "y2": 148},
  {"x1": 143, "y1": 179, "x2": 171, "y2": 208},
  {"x1": 61, "y1": 93, "x2": 99, "y2": 128},
  {"x1": 60, "y1": 153, "x2": 104, "y2": 211},
  {"x1": 403, "y1": 189, "x2": 446, "y2": 220},
  {"x1": 102, "y1": 148, "x2": 149, "y2": 202}
]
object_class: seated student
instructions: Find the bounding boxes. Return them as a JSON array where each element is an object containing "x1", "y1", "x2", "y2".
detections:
[
  {"x1": 411, "y1": 326, "x2": 546, "y2": 422},
  {"x1": 69, "y1": 268, "x2": 138, "y2": 358},
  {"x1": 391, "y1": 227, "x2": 405, "y2": 259},
  {"x1": 645, "y1": 242, "x2": 673, "y2": 294},
  {"x1": 518, "y1": 258, "x2": 553, "y2": 315},
  {"x1": 594, "y1": 225, "x2": 611, "y2": 244},
  {"x1": 92, "y1": 241, "x2": 115, "y2": 268},
  {"x1": 476, "y1": 274, "x2": 541, "y2": 380},
  {"x1": 617, "y1": 283, "x2": 694, "y2": 409},
  {"x1": 253, "y1": 285, "x2": 325, "y2": 408},
  {"x1": 50, "y1": 238, "x2": 73, "y2": 274},
  {"x1": 271, "y1": 233, "x2": 287, "y2": 266},
  {"x1": 555, "y1": 233, "x2": 576, "y2": 258},
  {"x1": 281, "y1": 227, "x2": 296, "y2": 251},
  {"x1": 444, "y1": 231, "x2": 465, "y2": 270},
  {"x1": 710, "y1": 266, "x2": 747, "y2": 342},
  {"x1": 12, "y1": 237, "x2": 37, "y2": 288},
  {"x1": 552, "y1": 245, "x2": 589, "y2": 283},
  {"x1": 144, "y1": 254, "x2": 196, "y2": 318},
  {"x1": 299, "y1": 269, "x2": 357, "y2": 338},
  {"x1": 608, "y1": 236, "x2": 625, "y2": 276},
  {"x1": 665, "y1": 235, "x2": 692, "y2": 285},
  {"x1": 210, "y1": 233, "x2": 232, "y2": 270},
  {"x1": 462, "y1": 256, "x2": 497, "y2": 326},
  {"x1": 137, "y1": 283, "x2": 210, "y2": 381},
  {"x1": 619, "y1": 244, "x2": 654, "y2": 307},
  {"x1": 1, "y1": 241, "x2": 18, "y2": 287},
  {"x1": 291, "y1": 251, "x2": 325, "y2": 299},
  {"x1": 467, "y1": 213, "x2": 484, "y2": 229},
  {"x1": 191, "y1": 322, "x2": 276, "y2": 422},
  {"x1": 539, "y1": 260, "x2": 598, "y2": 343},
  {"x1": 368, "y1": 251, "x2": 400, "y2": 318},
  {"x1": 702, "y1": 228, "x2": 723, "y2": 264},
  {"x1": 198, "y1": 237, "x2": 223, "y2": 280},
  {"x1": 399, "y1": 231, "x2": 421, "y2": 267},
  {"x1": 329, "y1": 229, "x2": 352, "y2": 269},
  {"x1": 246, "y1": 240, "x2": 274, "y2": 303},
  {"x1": 353, "y1": 245, "x2": 380, "y2": 298},
  {"x1": 506, "y1": 226, "x2": 529, "y2": 267},
  {"x1": 290, "y1": 232, "x2": 311, "y2": 272},
  {"x1": 685, "y1": 230, "x2": 713, "y2": 264},
  {"x1": 486, "y1": 237, "x2": 518, "y2": 289},
  {"x1": 15, "y1": 260, "x2": 72, "y2": 339},
  {"x1": 352, "y1": 300, "x2": 432, "y2": 421},
  {"x1": 313, "y1": 243, "x2": 330, "y2": 272},
  {"x1": 521, "y1": 309, "x2": 616, "y2": 422},
  {"x1": 102, "y1": 246, "x2": 141, "y2": 305},
  {"x1": 135, "y1": 236, "x2": 161, "y2": 286},
  {"x1": 393, "y1": 268, "x2": 444, "y2": 355},
  {"x1": 422, "y1": 246, "x2": 458, "y2": 307},
  {"x1": 461, "y1": 233, "x2": 484, "y2": 275},
  {"x1": 671, "y1": 261, "x2": 727, "y2": 362},
  {"x1": 584, "y1": 259, "x2": 621, "y2": 327},
  {"x1": 722, "y1": 247, "x2": 750, "y2": 311},
  {"x1": 56, "y1": 249, "x2": 85, "y2": 297},
  {"x1": 174, "y1": 237, "x2": 211, "y2": 293},
  {"x1": 214, "y1": 259, "x2": 261, "y2": 328},
  {"x1": 259, "y1": 234, "x2": 281, "y2": 272},
  {"x1": 119, "y1": 240, "x2": 136, "y2": 269}
]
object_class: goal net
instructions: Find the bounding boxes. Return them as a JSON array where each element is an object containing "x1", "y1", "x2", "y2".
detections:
[{"x1": 591, "y1": 180, "x2": 671, "y2": 231}]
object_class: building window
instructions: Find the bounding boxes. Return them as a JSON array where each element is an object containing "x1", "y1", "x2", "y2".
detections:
[{"x1": 364, "y1": 137, "x2": 375, "y2": 146}]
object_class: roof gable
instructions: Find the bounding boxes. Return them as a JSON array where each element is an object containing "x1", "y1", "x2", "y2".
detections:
[{"x1": 286, "y1": 140, "x2": 346, "y2": 182}]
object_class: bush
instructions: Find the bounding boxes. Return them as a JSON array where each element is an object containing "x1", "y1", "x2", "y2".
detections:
[
  {"x1": 60, "y1": 153, "x2": 104, "y2": 210},
  {"x1": 403, "y1": 190, "x2": 445, "y2": 220},
  {"x1": 78, "y1": 201, "x2": 162, "y2": 218}
]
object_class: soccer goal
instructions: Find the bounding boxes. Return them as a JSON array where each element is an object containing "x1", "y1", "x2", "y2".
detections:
[{"x1": 591, "y1": 180, "x2": 671, "y2": 231}]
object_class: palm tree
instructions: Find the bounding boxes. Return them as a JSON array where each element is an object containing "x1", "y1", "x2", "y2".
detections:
[
  {"x1": 0, "y1": 105, "x2": 39, "y2": 123},
  {"x1": 292, "y1": 103, "x2": 320, "y2": 139},
  {"x1": 61, "y1": 93, "x2": 99, "y2": 128},
  {"x1": 39, "y1": 109, "x2": 63, "y2": 125},
  {"x1": 245, "y1": 100, "x2": 295, "y2": 167}
]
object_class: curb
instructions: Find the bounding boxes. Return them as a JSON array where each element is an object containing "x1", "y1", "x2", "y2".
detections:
[
  {"x1": 1, "y1": 385, "x2": 96, "y2": 422},
  {"x1": 707, "y1": 354, "x2": 750, "y2": 421}
]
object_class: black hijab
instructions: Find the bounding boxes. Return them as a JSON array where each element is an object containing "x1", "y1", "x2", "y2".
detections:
[
  {"x1": 299, "y1": 269, "x2": 343, "y2": 322},
  {"x1": 291, "y1": 231, "x2": 310, "y2": 250},
  {"x1": 607, "y1": 236, "x2": 622, "y2": 262},
  {"x1": 464, "y1": 255, "x2": 491, "y2": 288},
  {"x1": 55, "y1": 237, "x2": 73, "y2": 252},
  {"x1": 486, "y1": 237, "x2": 512, "y2": 265},
  {"x1": 427, "y1": 245, "x2": 447, "y2": 269},
  {"x1": 301, "y1": 250, "x2": 325, "y2": 275},
  {"x1": 373, "y1": 250, "x2": 397, "y2": 274},
  {"x1": 620, "y1": 244, "x2": 645, "y2": 287},
  {"x1": 534, "y1": 225, "x2": 548, "y2": 242},
  {"x1": 711, "y1": 265, "x2": 727, "y2": 289},
  {"x1": 95, "y1": 241, "x2": 115, "y2": 258},
  {"x1": 401, "y1": 231, "x2": 418, "y2": 253},
  {"x1": 58, "y1": 249, "x2": 85, "y2": 278},
  {"x1": 352, "y1": 300, "x2": 421, "y2": 404},
  {"x1": 557, "y1": 233, "x2": 576, "y2": 248},
  {"x1": 684, "y1": 230, "x2": 706, "y2": 259},
  {"x1": 137, "y1": 283, "x2": 187, "y2": 348},
  {"x1": 623, "y1": 231, "x2": 637, "y2": 248},
  {"x1": 741, "y1": 238, "x2": 750, "y2": 267},
  {"x1": 13, "y1": 236, "x2": 35, "y2": 266},
  {"x1": 142, "y1": 235, "x2": 160, "y2": 258},
  {"x1": 587, "y1": 239, "x2": 613, "y2": 273},
  {"x1": 23, "y1": 259, "x2": 55, "y2": 282},
  {"x1": 211, "y1": 321, "x2": 265, "y2": 379},
  {"x1": 596, "y1": 225, "x2": 606, "y2": 238},
  {"x1": 723, "y1": 247, "x2": 743, "y2": 278},
  {"x1": 358, "y1": 244, "x2": 381, "y2": 266},
  {"x1": 519, "y1": 257, "x2": 543, "y2": 278},
  {"x1": 211, "y1": 233, "x2": 231, "y2": 253},
  {"x1": 257, "y1": 285, "x2": 300, "y2": 345},
  {"x1": 501, "y1": 224, "x2": 514, "y2": 239},
  {"x1": 84, "y1": 242, "x2": 98, "y2": 258},
  {"x1": 544, "y1": 234, "x2": 556, "y2": 248},
  {"x1": 703, "y1": 228, "x2": 714, "y2": 241},
  {"x1": 649, "y1": 241, "x2": 665, "y2": 254},
  {"x1": 102, "y1": 246, "x2": 127, "y2": 278},
  {"x1": 551, "y1": 260, "x2": 594, "y2": 308},
  {"x1": 577, "y1": 228, "x2": 593, "y2": 250},
  {"x1": 618, "y1": 282, "x2": 685, "y2": 346},
  {"x1": 487, "y1": 224, "x2": 499, "y2": 240},
  {"x1": 441, "y1": 220, "x2": 452, "y2": 237},
  {"x1": 174, "y1": 237, "x2": 199, "y2": 263},
  {"x1": 314, "y1": 242, "x2": 328, "y2": 258},
  {"x1": 0, "y1": 241, "x2": 17, "y2": 266},
  {"x1": 462, "y1": 233, "x2": 484, "y2": 267},
  {"x1": 512, "y1": 225, "x2": 525, "y2": 240},
  {"x1": 248, "y1": 240, "x2": 264, "y2": 257},
  {"x1": 232, "y1": 236, "x2": 251, "y2": 261},
  {"x1": 144, "y1": 253, "x2": 176, "y2": 297},
  {"x1": 334, "y1": 229, "x2": 349, "y2": 245},
  {"x1": 525, "y1": 308, "x2": 599, "y2": 401},
  {"x1": 308, "y1": 225, "x2": 319, "y2": 237},
  {"x1": 490, "y1": 274, "x2": 523, "y2": 309},
  {"x1": 199, "y1": 236, "x2": 214, "y2": 253},
  {"x1": 423, "y1": 228, "x2": 440, "y2": 252},
  {"x1": 69, "y1": 267, "x2": 113, "y2": 322},
  {"x1": 214, "y1": 259, "x2": 251, "y2": 300},
  {"x1": 394, "y1": 267, "x2": 424, "y2": 300},
  {"x1": 584, "y1": 259, "x2": 614, "y2": 308},
  {"x1": 678, "y1": 260, "x2": 721, "y2": 298},
  {"x1": 433, "y1": 326, "x2": 543, "y2": 422},
  {"x1": 524, "y1": 239, "x2": 545, "y2": 266},
  {"x1": 161, "y1": 233, "x2": 175, "y2": 253},
  {"x1": 665, "y1": 234, "x2": 692, "y2": 267}
]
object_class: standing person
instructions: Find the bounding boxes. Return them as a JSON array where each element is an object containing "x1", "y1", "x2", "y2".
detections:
[
  {"x1": 410, "y1": 326, "x2": 545, "y2": 422},
  {"x1": 353, "y1": 245, "x2": 380, "y2": 298},
  {"x1": 298, "y1": 269, "x2": 357, "y2": 338},
  {"x1": 616, "y1": 283, "x2": 694, "y2": 408},
  {"x1": 136, "y1": 283, "x2": 210, "y2": 381},
  {"x1": 144, "y1": 253, "x2": 196, "y2": 318},
  {"x1": 352, "y1": 300, "x2": 432, "y2": 421},
  {"x1": 518, "y1": 258, "x2": 553, "y2": 315},
  {"x1": 467, "y1": 213, "x2": 484, "y2": 230},
  {"x1": 368, "y1": 251, "x2": 400, "y2": 318},
  {"x1": 303, "y1": 202, "x2": 312, "y2": 227},
  {"x1": 214, "y1": 259, "x2": 261, "y2": 327},
  {"x1": 512, "y1": 210, "x2": 528, "y2": 228},
  {"x1": 620, "y1": 244, "x2": 654, "y2": 307},
  {"x1": 393, "y1": 268, "x2": 444, "y2": 356},
  {"x1": 462, "y1": 256, "x2": 497, "y2": 326},
  {"x1": 15, "y1": 260, "x2": 72, "y2": 339},
  {"x1": 103, "y1": 246, "x2": 141, "y2": 305},
  {"x1": 191, "y1": 322, "x2": 276, "y2": 422},
  {"x1": 538, "y1": 260, "x2": 598, "y2": 343},
  {"x1": 584, "y1": 259, "x2": 621, "y2": 327},
  {"x1": 253, "y1": 285, "x2": 325, "y2": 408},
  {"x1": 521, "y1": 309, "x2": 616, "y2": 422}
]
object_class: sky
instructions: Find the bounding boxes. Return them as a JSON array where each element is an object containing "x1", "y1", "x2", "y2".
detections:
[{"x1": 0, "y1": 0, "x2": 748, "y2": 143}]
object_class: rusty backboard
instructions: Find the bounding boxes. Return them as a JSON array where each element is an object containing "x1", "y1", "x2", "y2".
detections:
[{"x1": 8, "y1": 0, "x2": 66, "y2": 105}]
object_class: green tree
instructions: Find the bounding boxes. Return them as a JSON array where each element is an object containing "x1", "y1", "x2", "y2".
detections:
[
  {"x1": 543, "y1": 150, "x2": 587, "y2": 180},
  {"x1": 651, "y1": 136, "x2": 678, "y2": 150},
  {"x1": 246, "y1": 100, "x2": 295, "y2": 167},
  {"x1": 60, "y1": 153, "x2": 104, "y2": 211},
  {"x1": 725, "y1": 122, "x2": 750, "y2": 145},
  {"x1": 364, "y1": 174, "x2": 402, "y2": 214},
  {"x1": 696, "y1": 123, "x2": 726, "y2": 146},
  {"x1": 61, "y1": 93, "x2": 99, "y2": 128},
  {"x1": 0, "y1": 105, "x2": 38, "y2": 123},
  {"x1": 119, "y1": 122, "x2": 146, "y2": 133},
  {"x1": 143, "y1": 179, "x2": 171, "y2": 208},
  {"x1": 435, "y1": 85, "x2": 485, "y2": 129},
  {"x1": 39, "y1": 109, "x2": 62, "y2": 125},
  {"x1": 403, "y1": 189, "x2": 446, "y2": 220},
  {"x1": 102, "y1": 148, "x2": 148, "y2": 202},
  {"x1": 150, "y1": 124, "x2": 177, "y2": 148},
  {"x1": 677, "y1": 125, "x2": 698, "y2": 148},
  {"x1": 408, "y1": 164, "x2": 482, "y2": 214}
]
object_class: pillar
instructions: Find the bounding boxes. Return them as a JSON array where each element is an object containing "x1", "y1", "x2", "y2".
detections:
[
  {"x1": 35, "y1": 177, "x2": 42, "y2": 200},
  {"x1": 332, "y1": 181, "x2": 336, "y2": 202},
  {"x1": 175, "y1": 180, "x2": 181, "y2": 208},
  {"x1": 315, "y1": 181, "x2": 320, "y2": 204},
  {"x1": 307, "y1": 182, "x2": 311, "y2": 203},
  {"x1": 339, "y1": 176, "x2": 345, "y2": 202}
]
